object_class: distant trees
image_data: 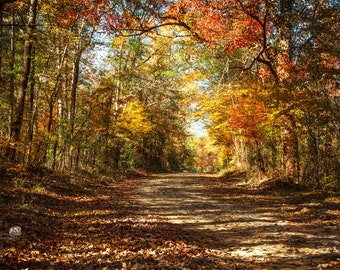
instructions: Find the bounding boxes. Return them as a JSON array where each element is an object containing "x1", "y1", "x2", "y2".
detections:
[
  {"x1": 0, "y1": 0, "x2": 192, "y2": 173},
  {"x1": 89, "y1": 31, "x2": 190, "y2": 173},
  {"x1": 177, "y1": 0, "x2": 339, "y2": 188},
  {"x1": 0, "y1": 0, "x2": 338, "y2": 189}
]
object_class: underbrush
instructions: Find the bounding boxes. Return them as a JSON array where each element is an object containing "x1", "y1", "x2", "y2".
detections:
[{"x1": 218, "y1": 168, "x2": 340, "y2": 193}]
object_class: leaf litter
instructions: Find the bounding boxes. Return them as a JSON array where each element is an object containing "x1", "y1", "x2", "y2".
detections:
[{"x1": 0, "y1": 168, "x2": 339, "y2": 269}]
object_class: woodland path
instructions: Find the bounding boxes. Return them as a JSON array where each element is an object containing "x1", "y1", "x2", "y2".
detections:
[
  {"x1": 1, "y1": 171, "x2": 339, "y2": 269},
  {"x1": 133, "y1": 173, "x2": 340, "y2": 269}
]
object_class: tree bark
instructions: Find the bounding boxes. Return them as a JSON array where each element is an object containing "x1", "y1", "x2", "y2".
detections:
[
  {"x1": 70, "y1": 54, "x2": 80, "y2": 135},
  {"x1": 26, "y1": 47, "x2": 36, "y2": 165},
  {"x1": 0, "y1": 5, "x2": 3, "y2": 82},
  {"x1": 9, "y1": 8, "x2": 15, "y2": 133},
  {"x1": 68, "y1": 54, "x2": 81, "y2": 171},
  {"x1": 9, "y1": 0, "x2": 38, "y2": 160}
]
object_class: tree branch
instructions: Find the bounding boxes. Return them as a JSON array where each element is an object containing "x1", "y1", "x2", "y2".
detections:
[
  {"x1": 236, "y1": 0, "x2": 279, "y2": 82},
  {"x1": 112, "y1": 16, "x2": 202, "y2": 41}
]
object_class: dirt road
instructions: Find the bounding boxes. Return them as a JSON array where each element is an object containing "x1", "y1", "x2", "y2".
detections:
[
  {"x1": 1, "y1": 171, "x2": 339, "y2": 269},
  {"x1": 133, "y1": 173, "x2": 340, "y2": 269}
]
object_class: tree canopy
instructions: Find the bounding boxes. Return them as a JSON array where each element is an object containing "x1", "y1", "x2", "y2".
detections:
[{"x1": 0, "y1": 0, "x2": 339, "y2": 189}]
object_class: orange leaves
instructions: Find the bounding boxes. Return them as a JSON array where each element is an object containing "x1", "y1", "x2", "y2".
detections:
[
  {"x1": 107, "y1": 9, "x2": 141, "y2": 30},
  {"x1": 195, "y1": 12, "x2": 227, "y2": 43},
  {"x1": 228, "y1": 95, "x2": 268, "y2": 142},
  {"x1": 277, "y1": 52, "x2": 294, "y2": 82},
  {"x1": 226, "y1": 16, "x2": 263, "y2": 53},
  {"x1": 167, "y1": 0, "x2": 228, "y2": 42},
  {"x1": 320, "y1": 52, "x2": 340, "y2": 72},
  {"x1": 55, "y1": 0, "x2": 107, "y2": 28},
  {"x1": 203, "y1": 85, "x2": 270, "y2": 148},
  {"x1": 58, "y1": 10, "x2": 77, "y2": 27},
  {"x1": 167, "y1": 0, "x2": 203, "y2": 17},
  {"x1": 167, "y1": 0, "x2": 266, "y2": 51},
  {"x1": 256, "y1": 65, "x2": 272, "y2": 81}
]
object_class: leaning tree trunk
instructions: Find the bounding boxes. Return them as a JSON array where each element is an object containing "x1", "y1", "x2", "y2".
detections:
[{"x1": 9, "y1": 0, "x2": 38, "y2": 161}]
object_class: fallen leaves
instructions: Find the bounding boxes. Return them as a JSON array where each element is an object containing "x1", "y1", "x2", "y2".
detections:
[{"x1": 0, "y1": 169, "x2": 339, "y2": 269}]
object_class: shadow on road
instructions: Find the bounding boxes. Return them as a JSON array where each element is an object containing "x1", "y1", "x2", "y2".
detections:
[
  {"x1": 133, "y1": 172, "x2": 340, "y2": 269},
  {"x1": 1, "y1": 172, "x2": 339, "y2": 269}
]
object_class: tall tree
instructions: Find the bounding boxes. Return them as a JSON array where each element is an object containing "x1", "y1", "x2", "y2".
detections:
[
  {"x1": 175, "y1": 0, "x2": 339, "y2": 187},
  {"x1": 9, "y1": 0, "x2": 38, "y2": 160}
]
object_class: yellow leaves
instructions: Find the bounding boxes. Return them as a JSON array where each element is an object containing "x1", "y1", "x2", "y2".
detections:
[
  {"x1": 3, "y1": 1, "x2": 26, "y2": 12},
  {"x1": 111, "y1": 36, "x2": 128, "y2": 48},
  {"x1": 116, "y1": 101, "x2": 154, "y2": 140},
  {"x1": 181, "y1": 70, "x2": 205, "y2": 93},
  {"x1": 193, "y1": 136, "x2": 220, "y2": 172},
  {"x1": 201, "y1": 82, "x2": 273, "y2": 148},
  {"x1": 182, "y1": 70, "x2": 202, "y2": 83}
]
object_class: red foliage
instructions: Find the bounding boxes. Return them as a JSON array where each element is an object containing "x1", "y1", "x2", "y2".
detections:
[
  {"x1": 56, "y1": 0, "x2": 106, "y2": 28},
  {"x1": 167, "y1": 0, "x2": 229, "y2": 42},
  {"x1": 225, "y1": 16, "x2": 263, "y2": 53},
  {"x1": 167, "y1": 0, "x2": 265, "y2": 50},
  {"x1": 228, "y1": 96, "x2": 268, "y2": 142}
]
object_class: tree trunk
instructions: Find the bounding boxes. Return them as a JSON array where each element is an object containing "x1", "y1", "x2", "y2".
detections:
[
  {"x1": 9, "y1": 0, "x2": 38, "y2": 160},
  {"x1": 69, "y1": 22, "x2": 95, "y2": 170},
  {"x1": 68, "y1": 54, "x2": 80, "y2": 171},
  {"x1": 279, "y1": 0, "x2": 293, "y2": 47},
  {"x1": 282, "y1": 115, "x2": 300, "y2": 182},
  {"x1": 70, "y1": 54, "x2": 80, "y2": 134},
  {"x1": 278, "y1": 0, "x2": 300, "y2": 181},
  {"x1": 0, "y1": 4, "x2": 3, "y2": 82},
  {"x1": 9, "y1": 8, "x2": 15, "y2": 134},
  {"x1": 26, "y1": 47, "x2": 36, "y2": 165}
]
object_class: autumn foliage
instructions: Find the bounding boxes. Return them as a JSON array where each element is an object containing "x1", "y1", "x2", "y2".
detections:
[
  {"x1": 0, "y1": 0, "x2": 339, "y2": 188},
  {"x1": 0, "y1": 1, "x2": 339, "y2": 268}
]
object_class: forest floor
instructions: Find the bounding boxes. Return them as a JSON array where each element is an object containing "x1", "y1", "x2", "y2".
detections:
[{"x1": 0, "y1": 167, "x2": 339, "y2": 269}]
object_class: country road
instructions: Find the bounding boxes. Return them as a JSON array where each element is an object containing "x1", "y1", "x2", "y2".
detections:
[
  {"x1": 1, "y1": 171, "x2": 339, "y2": 269},
  {"x1": 133, "y1": 173, "x2": 340, "y2": 269}
]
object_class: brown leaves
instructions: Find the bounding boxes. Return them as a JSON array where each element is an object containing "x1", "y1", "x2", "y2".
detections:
[
  {"x1": 1, "y1": 170, "x2": 339, "y2": 269},
  {"x1": 0, "y1": 170, "x2": 241, "y2": 269}
]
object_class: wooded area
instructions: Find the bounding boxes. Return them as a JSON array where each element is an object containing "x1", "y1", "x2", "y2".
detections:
[
  {"x1": 0, "y1": 0, "x2": 339, "y2": 190},
  {"x1": 0, "y1": 1, "x2": 339, "y2": 268}
]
